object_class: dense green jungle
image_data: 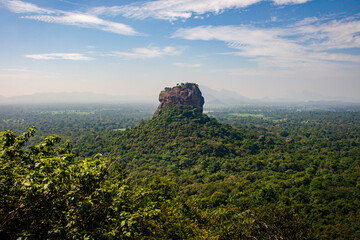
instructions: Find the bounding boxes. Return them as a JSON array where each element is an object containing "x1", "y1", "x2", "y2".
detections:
[{"x1": 1, "y1": 102, "x2": 360, "y2": 239}]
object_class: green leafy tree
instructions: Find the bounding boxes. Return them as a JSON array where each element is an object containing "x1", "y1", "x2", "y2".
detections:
[
  {"x1": 0, "y1": 128, "x2": 179, "y2": 239},
  {"x1": 0, "y1": 128, "x2": 219, "y2": 239}
]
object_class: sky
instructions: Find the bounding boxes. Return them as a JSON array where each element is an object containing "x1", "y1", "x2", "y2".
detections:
[{"x1": 0, "y1": 0, "x2": 360, "y2": 102}]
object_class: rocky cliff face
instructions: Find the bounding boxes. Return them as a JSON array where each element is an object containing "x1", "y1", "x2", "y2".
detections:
[{"x1": 154, "y1": 83, "x2": 205, "y2": 116}]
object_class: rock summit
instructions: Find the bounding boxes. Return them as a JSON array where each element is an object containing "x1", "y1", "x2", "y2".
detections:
[{"x1": 154, "y1": 83, "x2": 204, "y2": 116}]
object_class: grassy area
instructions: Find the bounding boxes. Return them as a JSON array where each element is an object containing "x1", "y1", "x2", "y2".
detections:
[
  {"x1": 113, "y1": 128, "x2": 127, "y2": 131},
  {"x1": 229, "y1": 113, "x2": 265, "y2": 118},
  {"x1": 49, "y1": 110, "x2": 96, "y2": 115}
]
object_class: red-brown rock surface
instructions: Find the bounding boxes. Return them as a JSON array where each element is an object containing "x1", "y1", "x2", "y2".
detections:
[{"x1": 154, "y1": 83, "x2": 204, "y2": 116}]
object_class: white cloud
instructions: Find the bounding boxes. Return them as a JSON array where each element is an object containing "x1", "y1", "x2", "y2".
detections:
[
  {"x1": 2, "y1": 67, "x2": 55, "y2": 74},
  {"x1": 91, "y1": 0, "x2": 312, "y2": 21},
  {"x1": 270, "y1": 16, "x2": 278, "y2": 22},
  {"x1": 0, "y1": 67, "x2": 58, "y2": 83},
  {"x1": 1, "y1": 0, "x2": 138, "y2": 35},
  {"x1": 25, "y1": 53, "x2": 94, "y2": 61},
  {"x1": 109, "y1": 46, "x2": 183, "y2": 59},
  {"x1": 0, "y1": 0, "x2": 53, "y2": 13},
  {"x1": 172, "y1": 17, "x2": 360, "y2": 68},
  {"x1": 290, "y1": 18, "x2": 360, "y2": 50},
  {"x1": 22, "y1": 12, "x2": 137, "y2": 35},
  {"x1": 173, "y1": 62, "x2": 202, "y2": 67},
  {"x1": 273, "y1": 0, "x2": 310, "y2": 4}
]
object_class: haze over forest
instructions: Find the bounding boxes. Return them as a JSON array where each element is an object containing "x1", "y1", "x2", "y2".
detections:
[{"x1": 1, "y1": 0, "x2": 359, "y2": 102}]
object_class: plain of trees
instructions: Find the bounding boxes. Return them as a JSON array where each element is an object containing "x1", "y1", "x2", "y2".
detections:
[{"x1": 1, "y1": 103, "x2": 359, "y2": 239}]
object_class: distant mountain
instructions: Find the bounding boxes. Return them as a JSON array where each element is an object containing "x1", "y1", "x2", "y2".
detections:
[
  {"x1": 199, "y1": 86, "x2": 360, "y2": 106},
  {"x1": 199, "y1": 85, "x2": 250, "y2": 106},
  {"x1": 0, "y1": 92, "x2": 155, "y2": 104}
]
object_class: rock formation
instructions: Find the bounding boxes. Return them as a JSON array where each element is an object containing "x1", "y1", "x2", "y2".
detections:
[{"x1": 154, "y1": 83, "x2": 205, "y2": 116}]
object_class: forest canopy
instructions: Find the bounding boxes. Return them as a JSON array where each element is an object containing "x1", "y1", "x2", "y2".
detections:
[{"x1": 1, "y1": 103, "x2": 360, "y2": 239}]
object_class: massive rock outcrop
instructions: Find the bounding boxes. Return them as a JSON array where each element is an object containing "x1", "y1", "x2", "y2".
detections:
[{"x1": 154, "y1": 83, "x2": 204, "y2": 116}]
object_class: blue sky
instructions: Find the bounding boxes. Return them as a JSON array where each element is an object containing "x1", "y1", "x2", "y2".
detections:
[{"x1": 0, "y1": 0, "x2": 359, "y2": 101}]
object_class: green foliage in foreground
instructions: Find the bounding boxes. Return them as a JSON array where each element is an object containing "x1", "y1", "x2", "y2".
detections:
[
  {"x1": 0, "y1": 128, "x2": 319, "y2": 239},
  {"x1": 0, "y1": 128, "x2": 183, "y2": 239}
]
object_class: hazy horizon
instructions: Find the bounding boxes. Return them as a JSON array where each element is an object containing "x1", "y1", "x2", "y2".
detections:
[
  {"x1": 1, "y1": 0, "x2": 359, "y2": 101},
  {"x1": 1, "y1": 85, "x2": 359, "y2": 105}
]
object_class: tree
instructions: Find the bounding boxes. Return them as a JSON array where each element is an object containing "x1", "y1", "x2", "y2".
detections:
[
  {"x1": 0, "y1": 128, "x2": 169, "y2": 239},
  {"x1": 0, "y1": 127, "x2": 210, "y2": 239}
]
